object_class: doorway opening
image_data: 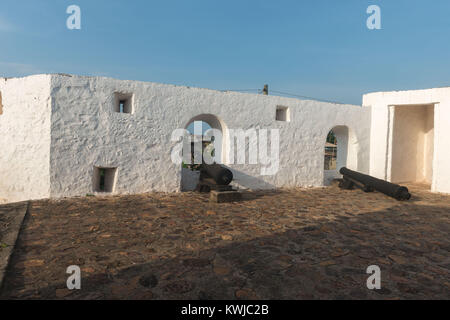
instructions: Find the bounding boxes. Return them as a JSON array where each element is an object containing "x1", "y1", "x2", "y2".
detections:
[
  {"x1": 390, "y1": 104, "x2": 435, "y2": 188},
  {"x1": 324, "y1": 130, "x2": 338, "y2": 170},
  {"x1": 323, "y1": 125, "x2": 358, "y2": 185},
  {"x1": 181, "y1": 114, "x2": 226, "y2": 191}
]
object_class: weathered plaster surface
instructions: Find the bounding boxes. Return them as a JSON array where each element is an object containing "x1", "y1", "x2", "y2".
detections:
[
  {"x1": 49, "y1": 75, "x2": 371, "y2": 199},
  {"x1": 1, "y1": 74, "x2": 373, "y2": 203},
  {"x1": 0, "y1": 75, "x2": 51, "y2": 203},
  {"x1": 1, "y1": 74, "x2": 447, "y2": 201}
]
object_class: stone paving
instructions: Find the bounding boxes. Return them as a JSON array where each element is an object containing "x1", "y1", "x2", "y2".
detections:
[
  {"x1": 0, "y1": 184, "x2": 449, "y2": 300},
  {"x1": 0, "y1": 202, "x2": 28, "y2": 290}
]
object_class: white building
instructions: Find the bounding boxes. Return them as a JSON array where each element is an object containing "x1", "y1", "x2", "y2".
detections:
[
  {"x1": 0, "y1": 74, "x2": 448, "y2": 204},
  {"x1": 364, "y1": 88, "x2": 450, "y2": 194}
]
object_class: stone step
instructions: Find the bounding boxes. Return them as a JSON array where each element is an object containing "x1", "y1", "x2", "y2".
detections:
[{"x1": 210, "y1": 190, "x2": 242, "y2": 203}]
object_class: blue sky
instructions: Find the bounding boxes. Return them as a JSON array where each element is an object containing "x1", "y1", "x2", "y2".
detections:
[{"x1": 1, "y1": 0, "x2": 450, "y2": 105}]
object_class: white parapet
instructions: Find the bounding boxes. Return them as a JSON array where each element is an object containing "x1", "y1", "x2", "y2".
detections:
[{"x1": 1, "y1": 74, "x2": 374, "y2": 202}]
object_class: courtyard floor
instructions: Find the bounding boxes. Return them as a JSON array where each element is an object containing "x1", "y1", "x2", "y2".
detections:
[{"x1": 0, "y1": 184, "x2": 449, "y2": 300}]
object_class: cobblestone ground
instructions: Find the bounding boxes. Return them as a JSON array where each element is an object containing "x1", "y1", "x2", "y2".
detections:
[{"x1": 1, "y1": 184, "x2": 449, "y2": 300}]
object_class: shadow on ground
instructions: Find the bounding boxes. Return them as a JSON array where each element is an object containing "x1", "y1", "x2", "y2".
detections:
[{"x1": 1, "y1": 185, "x2": 449, "y2": 300}]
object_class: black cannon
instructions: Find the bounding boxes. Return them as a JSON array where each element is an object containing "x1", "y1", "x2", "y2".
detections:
[
  {"x1": 339, "y1": 167, "x2": 411, "y2": 201},
  {"x1": 200, "y1": 164, "x2": 233, "y2": 186}
]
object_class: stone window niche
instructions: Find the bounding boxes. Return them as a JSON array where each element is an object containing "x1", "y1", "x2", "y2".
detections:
[
  {"x1": 114, "y1": 92, "x2": 134, "y2": 114},
  {"x1": 276, "y1": 106, "x2": 290, "y2": 122},
  {"x1": 93, "y1": 167, "x2": 118, "y2": 193}
]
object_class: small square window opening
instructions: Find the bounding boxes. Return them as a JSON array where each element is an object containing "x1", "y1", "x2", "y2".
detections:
[
  {"x1": 114, "y1": 92, "x2": 134, "y2": 114},
  {"x1": 93, "y1": 167, "x2": 118, "y2": 193},
  {"x1": 276, "y1": 106, "x2": 290, "y2": 122}
]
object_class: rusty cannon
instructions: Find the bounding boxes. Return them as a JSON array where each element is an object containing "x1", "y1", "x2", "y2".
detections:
[
  {"x1": 197, "y1": 165, "x2": 242, "y2": 203},
  {"x1": 339, "y1": 167, "x2": 411, "y2": 201}
]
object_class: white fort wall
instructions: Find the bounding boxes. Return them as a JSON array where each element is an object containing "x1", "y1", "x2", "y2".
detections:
[
  {"x1": 48, "y1": 74, "x2": 371, "y2": 199},
  {"x1": 0, "y1": 75, "x2": 52, "y2": 203},
  {"x1": 2, "y1": 74, "x2": 448, "y2": 202},
  {"x1": 363, "y1": 88, "x2": 450, "y2": 194}
]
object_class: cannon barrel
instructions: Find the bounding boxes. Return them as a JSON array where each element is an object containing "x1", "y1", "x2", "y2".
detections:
[
  {"x1": 201, "y1": 164, "x2": 233, "y2": 186},
  {"x1": 339, "y1": 167, "x2": 411, "y2": 201}
]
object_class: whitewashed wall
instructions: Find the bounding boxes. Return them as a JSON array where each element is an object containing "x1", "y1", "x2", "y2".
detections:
[
  {"x1": 48, "y1": 75, "x2": 371, "y2": 199},
  {"x1": 0, "y1": 75, "x2": 52, "y2": 203},
  {"x1": 3, "y1": 74, "x2": 448, "y2": 201},
  {"x1": 0, "y1": 74, "x2": 372, "y2": 203},
  {"x1": 363, "y1": 88, "x2": 450, "y2": 194}
]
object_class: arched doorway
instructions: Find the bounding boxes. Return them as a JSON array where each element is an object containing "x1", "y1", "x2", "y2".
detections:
[
  {"x1": 181, "y1": 114, "x2": 227, "y2": 191},
  {"x1": 323, "y1": 125, "x2": 358, "y2": 185}
]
